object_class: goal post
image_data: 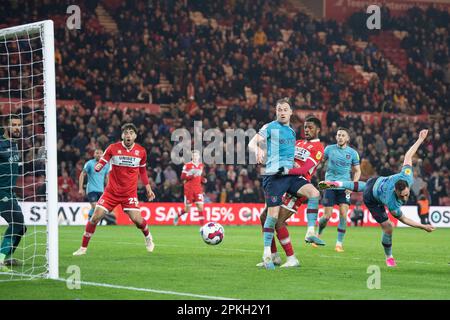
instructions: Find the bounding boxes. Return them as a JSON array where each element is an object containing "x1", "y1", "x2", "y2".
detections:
[
  {"x1": 0, "y1": 20, "x2": 58, "y2": 280},
  {"x1": 42, "y1": 20, "x2": 58, "y2": 281}
]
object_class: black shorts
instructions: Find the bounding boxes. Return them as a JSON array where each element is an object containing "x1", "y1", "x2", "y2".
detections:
[
  {"x1": 262, "y1": 175, "x2": 310, "y2": 207},
  {"x1": 322, "y1": 189, "x2": 350, "y2": 207},
  {"x1": 87, "y1": 192, "x2": 103, "y2": 203},
  {"x1": 363, "y1": 177, "x2": 388, "y2": 224}
]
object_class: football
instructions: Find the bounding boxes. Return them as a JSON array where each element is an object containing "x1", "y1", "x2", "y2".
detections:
[{"x1": 200, "y1": 222, "x2": 224, "y2": 245}]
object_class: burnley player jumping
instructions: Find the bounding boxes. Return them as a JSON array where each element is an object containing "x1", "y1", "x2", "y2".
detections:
[
  {"x1": 73, "y1": 123, "x2": 156, "y2": 256},
  {"x1": 319, "y1": 129, "x2": 435, "y2": 266},
  {"x1": 174, "y1": 150, "x2": 207, "y2": 226}
]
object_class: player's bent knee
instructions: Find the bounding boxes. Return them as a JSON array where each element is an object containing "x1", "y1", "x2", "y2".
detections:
[
  {"x1": 278, "y1": 208, "x2": 292, "y2": 224},
  {"x1": 381, "y1": 220, "x2": 394, "y2": 233},
  {"x1": 299, "y1": 185, "x2": 320, "y2": 199},
  {"x1": 310, "y1": 189, "x2": 320, "y2": 199},
  {"x1": 92, "y1": 208, "x2": 107, "y2": 223}
]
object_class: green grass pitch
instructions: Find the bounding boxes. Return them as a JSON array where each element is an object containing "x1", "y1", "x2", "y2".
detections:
[{"x1": 1, "y1": 225, "x2": 449, "y2": 300}]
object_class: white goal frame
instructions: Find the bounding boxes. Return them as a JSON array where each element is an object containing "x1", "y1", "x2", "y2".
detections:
[{"x1": 0, "y1": 20, "x2": 58, "y2": 279}]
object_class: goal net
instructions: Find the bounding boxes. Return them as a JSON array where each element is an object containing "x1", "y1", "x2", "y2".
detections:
[{"x1": 0, "y1": 21, "x2": 58, "y2": 280}]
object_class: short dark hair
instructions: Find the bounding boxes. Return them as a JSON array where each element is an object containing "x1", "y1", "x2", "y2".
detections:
[
  {"x1": 304, "y1": 115, "x2": 321, "y2": 129},
  {"x1": 337, "y1": 127, "x2": 351, "y2": 135},
  {"x1": 276, "y1": 97, "x2": 292, "y2": 109},
  {"x1": 2, "y1": 114, "x2": 21, "y2": 127},
  {"x1": 121, "y1": 123, "x2": 138, "y2": 134},
  {"x1": 395, "y1": 180, "x2": 408, "y2": 192}
]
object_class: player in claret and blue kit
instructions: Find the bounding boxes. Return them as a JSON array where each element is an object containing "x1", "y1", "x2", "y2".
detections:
[
  {"x1": 317, "y1": 127, "x2": 361, "y2": 252},
  {"x1": 73, "y1": 123, "x2": 156, "y2": 256},
  {"x1": 78, "y1": 148, "x2": 110, "y2": 220},
  {"x1": 249, "y1": 98, "x2": 323, "y2": 270},
  {"x1": 319, "y1": 129, "x2": 435, "y2": 266},
  {"x1": 258, "y1": 115, "x2": 325, "y2": 268}
]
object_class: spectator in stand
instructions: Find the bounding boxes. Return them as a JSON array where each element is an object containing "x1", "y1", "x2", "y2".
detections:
[
  {"x1": 417, "y1": 194, "x2": 431, "y2": 225},
  {"x1": 350, "y1": 202, "x2": 364, "y2": 227},
  {"x1": 58, "y1": 169, "x2": 78, "y2": 202}
]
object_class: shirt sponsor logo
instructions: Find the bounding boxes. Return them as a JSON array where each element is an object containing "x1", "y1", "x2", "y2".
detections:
[{"x1": 111, "y1": 155, "x2": 141, "y2": 167}]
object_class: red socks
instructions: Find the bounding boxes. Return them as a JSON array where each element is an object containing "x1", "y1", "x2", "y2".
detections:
[
  {"x1": 81, "y1": 221, "x2": 97, "y2": 248},
  {"x1": 271, "y1": 237, "x2": 278, "y2": 254},
  {"x1": 276, "y1": 225, "x2": 294, "y2": 257},
  {"x1": 264, "y1": 225, "x2": 294, "y2": 257},
  {"x1": 138, "y1": 220, "x2": 150, "y2": 237},
  {"x1": 198, "y1": 210, "x2": 205, "y2": 225}
]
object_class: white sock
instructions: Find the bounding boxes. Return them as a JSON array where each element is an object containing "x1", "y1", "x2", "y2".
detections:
[
  {"x1": 336, "y1": 241, "x2": 342, "y2": 246},
  {"x1": 264, "y1": 246, "x2": 272, "y2": 258},
  {"x1": 307, "y1": 226, "x2": 315, "y2": 236},
  {"x1": 0, "y1": 253, "x2": 5, "y2": 264}
]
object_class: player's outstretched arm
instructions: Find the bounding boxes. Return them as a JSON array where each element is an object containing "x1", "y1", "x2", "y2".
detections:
[
  {"x1": 277, "y1": 159, "x2": 315, "y2": 176},
  {"x1": 397, "y1": 214, "x2": 435, "y2": 232},
  {"x1": 352, "y1": 164, "x2": 361, "y2": 182},
  {"x1": 248, "y1": 133, "x2": 265, "y2": 164},
  {"x1": 78, "y1": 170, "x2": 86, "y2": 195},
  {"x1": 403, "y1": 129, "x2": 428, "y2": 167}
]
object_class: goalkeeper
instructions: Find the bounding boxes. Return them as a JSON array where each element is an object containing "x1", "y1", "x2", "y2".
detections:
[{"x1": 0, "y1": 115, "x2": 26, "y2": 272}]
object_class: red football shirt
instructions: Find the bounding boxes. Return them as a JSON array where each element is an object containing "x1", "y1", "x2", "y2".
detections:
[
  {"x1": 294, "y1": 139, "x2": 324, "y2": 182},
  {"x1": 182, "y1": 161, "x2": 204, "y2": 192},
  {"x1": 100, "y1": 142, "x2": 147, "y2": 196}
]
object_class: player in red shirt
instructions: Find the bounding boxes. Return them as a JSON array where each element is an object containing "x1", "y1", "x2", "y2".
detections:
[
  {"x1": 174, "y1": 150, "x2": 207, "y2": 226},
  {"x1": 258, "y1": 116, "x2": 324, "y2": 267},
  {"x1": 73, "y1": 123, "x2": 156, "y2": 256}
]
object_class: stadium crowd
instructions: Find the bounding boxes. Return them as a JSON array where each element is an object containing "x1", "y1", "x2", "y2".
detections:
[{"x1": 0, "y1": 0, "x2": 448, "y2": 205}]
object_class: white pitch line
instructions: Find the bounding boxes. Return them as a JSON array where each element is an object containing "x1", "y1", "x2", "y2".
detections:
[
  {"x1": 0, "y1": 271, "x2": 238, "y2": 300},
  {"x1": 53, "y1": 278, "x2": 239, "y2": 300}
]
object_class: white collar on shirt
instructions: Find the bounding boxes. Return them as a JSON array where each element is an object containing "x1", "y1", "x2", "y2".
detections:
[{"x1": 121, "y1": 141, "x2": 135, "y2": 152}]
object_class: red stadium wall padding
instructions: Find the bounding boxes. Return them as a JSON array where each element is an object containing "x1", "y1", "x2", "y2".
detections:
[{"x1": 113, "y1": 203, "x2": 398, "y2": 227}]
